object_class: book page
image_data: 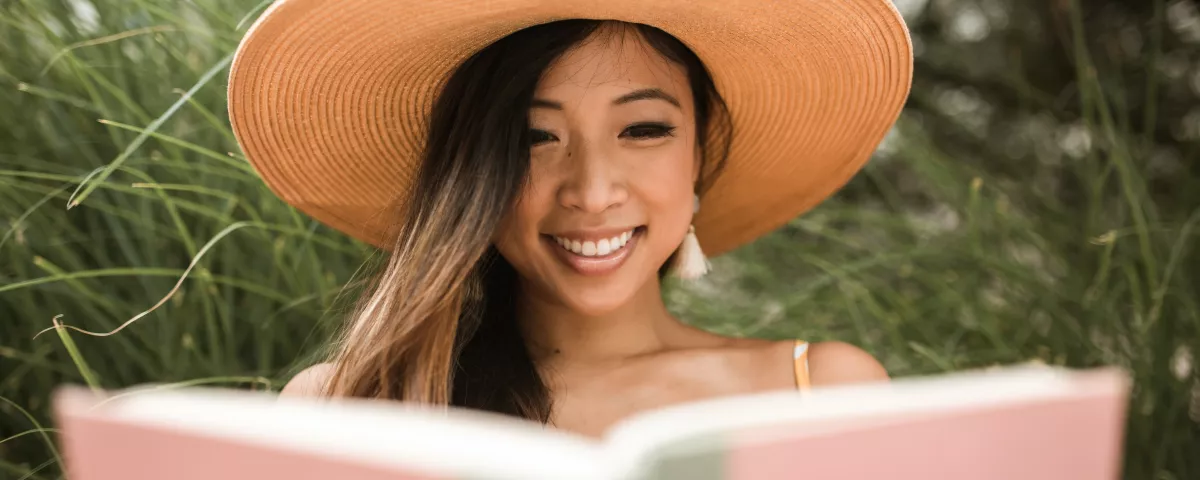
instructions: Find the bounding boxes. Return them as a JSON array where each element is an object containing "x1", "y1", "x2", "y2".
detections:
[{"x1": 601, "y1": 366, "x2": 1126, "y2": 478}]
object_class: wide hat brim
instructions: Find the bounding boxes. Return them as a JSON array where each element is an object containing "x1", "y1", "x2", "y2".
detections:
[{"x1": 228, "y1": 0, "x2": 912, "y2": 256}]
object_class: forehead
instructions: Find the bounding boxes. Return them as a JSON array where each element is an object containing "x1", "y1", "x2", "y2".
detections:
[{"x1": 536, "y1": 26, "x2": 690, "y2": 100}]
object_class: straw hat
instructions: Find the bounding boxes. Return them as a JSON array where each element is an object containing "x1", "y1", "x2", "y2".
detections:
[{"x1": 228, "y1": 0, "x2": 912, "y2": 256}]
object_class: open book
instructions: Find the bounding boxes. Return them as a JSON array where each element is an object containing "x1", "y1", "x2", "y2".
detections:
[{"x1": 54, "y1": 365, "x2": 1129, "y2": 480}]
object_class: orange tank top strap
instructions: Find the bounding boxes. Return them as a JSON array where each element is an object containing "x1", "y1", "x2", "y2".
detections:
[{"x1": 793, "y1": 339, "x2": 812, "y2": 391}]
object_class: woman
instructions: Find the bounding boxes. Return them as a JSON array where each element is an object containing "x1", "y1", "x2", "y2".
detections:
[{"x1": 228, "y1": 0, "x2": 912, "y2": 437}]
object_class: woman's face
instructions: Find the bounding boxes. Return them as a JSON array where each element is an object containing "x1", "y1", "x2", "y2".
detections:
[{"x1": 493, "y1": 30, "x2": 699, "y2": 316}]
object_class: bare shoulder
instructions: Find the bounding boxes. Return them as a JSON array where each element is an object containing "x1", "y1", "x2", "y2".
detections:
[
  {"x1": 280, "y1": 362, "x2": 336, "y2": 397},
  {"x1": 807, "y1": 341, "x2": 889, "y2": 387}
]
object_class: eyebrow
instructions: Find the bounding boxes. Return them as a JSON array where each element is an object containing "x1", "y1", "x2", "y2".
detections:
[
  {"x1": 613, "y1": 88, "x2": 681, "y2": 108},
  {"x1": 530, "y1": 98, "x2": 562, "y2": 110},
  {"x1": 529, "y1": 88, "x2": 682, "y2": 110}
]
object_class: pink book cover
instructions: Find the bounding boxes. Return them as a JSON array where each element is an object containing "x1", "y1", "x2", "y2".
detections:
[
  {"x1": 54, "y1": 389, "x2": 442, "y2": 480},
  {"x1": 53, "y1": 365, "x2": 1129, "y2": 480}
]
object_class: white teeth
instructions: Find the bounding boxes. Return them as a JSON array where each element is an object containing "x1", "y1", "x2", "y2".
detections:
[
  {"x1": 597, "y1": 239, "x2": 611, "y2": 255},
  {"x1": 553, "y1": 229, "x2": 636, "y2": 257}
]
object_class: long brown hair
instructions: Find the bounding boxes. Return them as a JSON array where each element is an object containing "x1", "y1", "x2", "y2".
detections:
[{"x1": 319, "y1": 20, "x2": 732, "y2": 422}]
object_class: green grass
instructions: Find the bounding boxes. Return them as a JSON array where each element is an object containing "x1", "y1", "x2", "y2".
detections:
[{"x1": 1, "y1": 1, "x2": 1197, "y2": 479}]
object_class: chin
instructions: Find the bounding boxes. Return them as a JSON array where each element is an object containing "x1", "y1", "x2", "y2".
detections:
[{"x1": 554, "y1": 279, "x2": 643, "y2": 317}]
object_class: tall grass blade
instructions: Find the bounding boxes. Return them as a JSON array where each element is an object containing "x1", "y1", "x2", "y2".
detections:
[{"x1": 68, "y1": 53, "x2": 233, "y2": 209}]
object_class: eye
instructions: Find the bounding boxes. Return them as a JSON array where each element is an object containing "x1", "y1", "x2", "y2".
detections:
[
  {"x1": 620, "y1": 122, "x2": 676, "y2": 140},
  {"x1": 529, "y1": 128, "x2": 558, "y2": 146}
]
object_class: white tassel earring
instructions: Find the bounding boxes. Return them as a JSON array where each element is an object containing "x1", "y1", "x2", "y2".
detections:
[{"x1": 668, "y1": 195, "x2": 710, "y2": 280}]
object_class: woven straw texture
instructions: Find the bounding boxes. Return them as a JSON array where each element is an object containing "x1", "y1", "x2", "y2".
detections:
[{"x1": 228, "y1": 0, "x2": 913, "y2": 256}]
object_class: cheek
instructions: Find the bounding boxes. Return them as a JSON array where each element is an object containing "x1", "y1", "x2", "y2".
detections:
[
  {"x1": 632, "y1": 143, "x2": 697, "y2": 210},
  {"x1": 492, "y1": 182, "x2": 551, "y2": 262},
  {"x1": 626, "y1": 143, "x2": 698, "y2": 271}
]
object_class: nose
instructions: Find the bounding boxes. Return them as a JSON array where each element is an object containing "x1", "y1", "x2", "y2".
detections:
[{"x1": 556, "y1": 142, "x2": 628, "y2": 213}]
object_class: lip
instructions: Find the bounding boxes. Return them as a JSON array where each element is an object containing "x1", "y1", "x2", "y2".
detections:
[{"x1": 543, "y1": 227, "x2": 644, "y2": 277}]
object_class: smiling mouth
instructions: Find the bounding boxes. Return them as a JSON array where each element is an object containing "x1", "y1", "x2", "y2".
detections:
[
  {"x1": 541, "y1": 226, "x2": 646, "y2": 276},
  {"x1": 551, "y1": 228, "x2": 636, "y2": 257}
]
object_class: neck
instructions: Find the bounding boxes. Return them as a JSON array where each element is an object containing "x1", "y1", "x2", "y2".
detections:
[{"x1": 516, "y1": 275, "x2": 695, "y2": 367}]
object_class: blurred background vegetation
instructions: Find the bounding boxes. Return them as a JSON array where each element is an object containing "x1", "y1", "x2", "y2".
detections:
[{"x1": 1, "y1": 0, "x2": 1197, "y2": 478}]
